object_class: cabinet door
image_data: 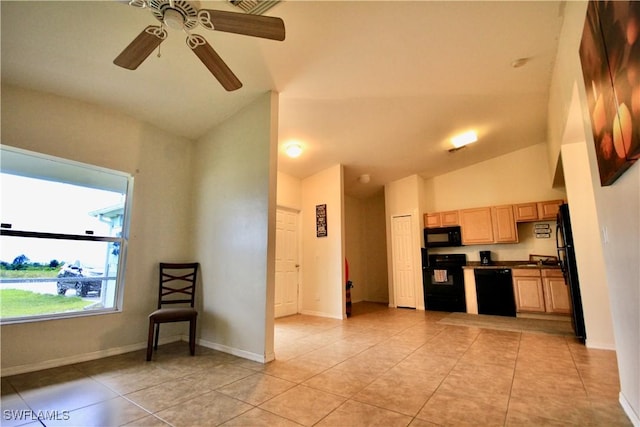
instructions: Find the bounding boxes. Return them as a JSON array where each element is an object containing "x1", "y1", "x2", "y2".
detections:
[
  {"x1": 425, "y1": 213, "x2": 441, "y2": 228},
  {"x1": 492, "y1": 205, "x2": 518, "y2": 243},
  {"x1": 537, "y1": 200, "x2": 564, "y2": 220},
  {"x1": 514, "y1": 203, "x2": 538, "y2": 222},
  {"x1": 460, "y1": 207, "x2": 494, "y2": 245},
  {"x1": 543, "y1": 276, "x2": 571, "y2": 314},
  {"x1": 513, "y1": 276, "x2": 545, "y2": 313},
  {"x1": 441, "y1": 210, "x2": 459, "y2": 226}
]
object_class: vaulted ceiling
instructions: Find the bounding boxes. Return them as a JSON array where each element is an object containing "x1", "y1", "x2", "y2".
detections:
[{"x1": 1, "y1": 1, "x2": 565, "y2": 198}]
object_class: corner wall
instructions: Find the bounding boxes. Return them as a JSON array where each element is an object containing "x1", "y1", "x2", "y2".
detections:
[
  {"x1": 300, "y1": 165, "x2": 345, "y2": 319},
  {"x1": 192, "y1": 92, "x2": 278, "y2": 362},
  {"x1": 0, "y1": 84, "x2": 193, "y2": 373},
  {"x1": 548, "y1": 1, "x2": 639, "y2": 423}
]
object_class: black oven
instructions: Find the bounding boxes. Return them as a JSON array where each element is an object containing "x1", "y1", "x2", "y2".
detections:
[
  {"x1": 424, "y1": 226, "x2": 462, "y2": 248},
  {"x1": 423, "y1": 253, "x2": 467, "y2": 312}
]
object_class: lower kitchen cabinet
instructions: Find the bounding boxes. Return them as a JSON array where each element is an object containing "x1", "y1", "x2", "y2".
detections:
[
  {"x1": 512, "y1": 269, "x2": 545, "y2": 312},
  {"x1": 512, "y1": 268, "x2": 570, "y2": 315},
  {"x1": 542, "y1": 269, "x2": 571, "y2": 314}
]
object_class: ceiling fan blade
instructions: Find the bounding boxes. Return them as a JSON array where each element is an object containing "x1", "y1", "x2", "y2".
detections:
[
  {"x1": 187, "y1": 34, "x2": 242, "y2": 91},
  {"x1": 114, "y1": 26, "x2": 167, "y2": 70},
  {"x1": 197, "y1": 9, "x2": 285, "y2": 41}
]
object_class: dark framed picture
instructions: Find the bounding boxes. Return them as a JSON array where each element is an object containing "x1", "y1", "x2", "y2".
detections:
[
  {"x1": 316, "y1": 204, "x2": 327, "y2": 238},
  {"x1": 579, "y1": 1, "x2": 640, "y2": 186}
]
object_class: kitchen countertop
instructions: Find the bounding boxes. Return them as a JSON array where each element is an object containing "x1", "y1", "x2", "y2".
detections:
[{"x1": 464, "y1": 261, "x2": 561, "y2": 270}]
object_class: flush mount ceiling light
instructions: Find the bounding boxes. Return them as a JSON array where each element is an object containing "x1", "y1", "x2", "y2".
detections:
[
  {"x1": 284, "y1": 142, "x2": 303, "y2": 158},
  {"x1": 447, "y1": 130, "x2": 477, "y2": 152},
  {"x1": 358, "y1": 174, "x2": 371, "y2": 184}
]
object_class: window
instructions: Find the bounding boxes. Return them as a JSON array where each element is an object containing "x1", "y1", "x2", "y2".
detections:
[{"x1": 0, "y1": 146, "x2": 133, "y2": 323}]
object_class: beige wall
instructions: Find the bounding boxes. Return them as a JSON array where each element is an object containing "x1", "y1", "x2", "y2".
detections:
[
  {"x1": 1, "y1": 84, "x2": 194, "y2": 373},
  {"x1": 276, "y1": 171, "x2": 302, "y2": 211},
  {"x1": 345, "y1": 196, "x2": 365, "y2": 303},
  {"x1": 279, "y1": 172, "x2": 388, "y2": 311},
  {"x1": 192, "y1": 92, "x2": 277, "y2": 362},
  {"x1": 424, "y1": 143, "x2": 566, "y2": 211},
  {"x1": 549, "y1": 1, "x2": 639, "y2": 422},
  {"x1": 300, "y1": 164, "x2": 345, "y2": 319},
  {"x1": 363, "y1": 191, "x2": 389, "y2": 303},
  {"x1": 344, "y1": 192, "x2": 388, "y2": 304}
]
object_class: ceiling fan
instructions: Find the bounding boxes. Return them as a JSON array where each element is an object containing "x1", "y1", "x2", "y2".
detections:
[{"x1": 114, "y1": 0, "x2": 285, "y2": 91}]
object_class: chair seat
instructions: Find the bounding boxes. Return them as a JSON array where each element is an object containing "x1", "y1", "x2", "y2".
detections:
[{"x1": 149, "y1": 307, "x2": 197, "y2": 323}]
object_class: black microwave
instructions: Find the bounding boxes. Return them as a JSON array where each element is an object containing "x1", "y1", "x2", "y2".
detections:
[{"x1": 424, "y1": 226, "x2": 462, "y2": 248}]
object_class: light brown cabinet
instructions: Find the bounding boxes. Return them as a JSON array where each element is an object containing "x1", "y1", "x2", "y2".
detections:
[
  {"x1": 460, "y1": 206, "x2": 518, "y2": 245},
  {"x1": 425, "y1": 213, "x2": 440, "y2": 228},
  {"x1": 512, "y1": 269, "x2": 545, "y2": 312},
  {"x1": 513, "y1": 202, "x2": 539, "y2": 222},
  {"x1": 460, "y1": 207, "x2": 494, "y2": 244},
  {"x1": 512, "y1": 268, "x2": 570, "y2": 315},
  {"x1": 492, "y1": 205, "x2": 518, "y2": 243},
  {"x1": 514, "y1": 199, "x2": 564, "y2": 222},
  {"x1": 542, "y1": 269, "x2": 571, "y2": 314},
  {"x1": 537, "y1": 200, "x2": 564, "y2": 220},
  {"x1": 424, "y1": 210, "x2": 459, "y2": 228}
]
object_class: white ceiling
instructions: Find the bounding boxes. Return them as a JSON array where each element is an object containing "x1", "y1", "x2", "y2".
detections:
[{"x1": 1, "y1": 0, "x2": 566, "y2": 198}]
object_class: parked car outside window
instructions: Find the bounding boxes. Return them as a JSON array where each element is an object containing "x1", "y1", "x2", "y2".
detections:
[{"x1": 56, "y1": 264, "x2": 103, "y2": 297}]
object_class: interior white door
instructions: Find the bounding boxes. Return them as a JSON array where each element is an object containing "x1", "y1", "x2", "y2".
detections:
[
  {"x1": 391, "y1": 215, "x2": 416, "y2": 308},
  {"x1": 275, "y1": 209, "x2": 299, "y2": 318}
]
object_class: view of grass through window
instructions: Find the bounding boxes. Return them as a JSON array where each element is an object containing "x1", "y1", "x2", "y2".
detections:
[{"x1": 0, "y1": 147, "x2": 132, "y2": 322}]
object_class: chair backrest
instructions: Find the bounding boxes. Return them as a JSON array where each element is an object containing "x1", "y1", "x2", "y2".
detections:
[{"x1": 157, "y1": 263, "x2": 199, "y2": 309}]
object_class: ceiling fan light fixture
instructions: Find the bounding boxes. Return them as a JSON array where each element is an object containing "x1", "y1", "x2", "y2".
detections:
[
  {"x1": 164, "y1": 9, "x2": 185, "y2": 30},
  {"x1": 285, "y1": 142, "x2": 303, "y2": 158}
]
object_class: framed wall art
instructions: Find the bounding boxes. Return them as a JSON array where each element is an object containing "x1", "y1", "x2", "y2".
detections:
[
  {"x1": 579, "y1": 1, "x2": 640, "y2": 186},
  {"x1": 316, "y1": 204, "x2": 327, "y2": 237}
]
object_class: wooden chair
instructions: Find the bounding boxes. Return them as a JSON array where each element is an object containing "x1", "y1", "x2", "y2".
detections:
[{"x1": 146, "y1": 262, "x2": 199, "y2": 361}]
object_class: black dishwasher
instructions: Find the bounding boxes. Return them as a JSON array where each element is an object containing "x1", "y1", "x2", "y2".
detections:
[{"x1": 474, "y1": 269, "x2": 516, "y2": 317}]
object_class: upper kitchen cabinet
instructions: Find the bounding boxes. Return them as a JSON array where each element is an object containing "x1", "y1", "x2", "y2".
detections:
[
  {"x1": 460, "y1": 207, "x2": 494, "y2": 244},
  {"x1": 460, "y1": 205, "x2": 517, "y2": 244},
  {"x1": 424, "y1": 210, "x2": 459, "y2": 228},
  {"x1": 513, "y1": 202, "x2": 539, "y2": 222},
  {"x1": 537, "y1": 200, "x2": 564, "y2": 220},
  {"x1": 491, "y1": 205, "x2": 518, "y2": 243},
  {"x1": 514, "y1": 199, "x2": 565, "y2": 222}
]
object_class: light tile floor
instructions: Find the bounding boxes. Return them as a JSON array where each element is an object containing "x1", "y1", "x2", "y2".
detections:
[{"x1": 1, "y1": 303, "x2": 632, "y2": 426}]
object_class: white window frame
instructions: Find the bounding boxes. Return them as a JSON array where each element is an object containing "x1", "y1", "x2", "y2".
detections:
[{"x1": 0, "y1": 146, "x2": 133, "y2": 324}]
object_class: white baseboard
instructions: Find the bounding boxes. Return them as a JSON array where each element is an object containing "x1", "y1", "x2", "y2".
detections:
[
  {"x1": 585, "y1": 339, "x2": 617, "y2": 351},
  {"x1": 0, "y1": 335, "x2": 182, "y2": 377},
  {"x1": 196, "y1": 337, "x2": 267, "y2": 363},
  {"x1": 1, "y1": 334, "x2": 276, "y2": 377},
  {"x1": 299, "y1": 309, "x2": 343, "y2": 320},
  {"x1": 620, "y1": 392, "x2": 640, "y2": 427}
]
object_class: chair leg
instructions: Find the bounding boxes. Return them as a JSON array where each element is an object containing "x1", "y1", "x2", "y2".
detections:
[
  {"x1": 146, "y1": 319, "x2": 155, "y2": 361},
  {"x1": 189, "y1": 318, "x2": 196, "y2": 356},
  {"x1": 154, "y1": 323, "x2": 160, "y2": 350}
]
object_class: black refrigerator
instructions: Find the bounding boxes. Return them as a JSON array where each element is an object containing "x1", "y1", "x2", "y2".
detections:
[{"x1": 556, "y1": 203, "x2": 586, "y2": 343}]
